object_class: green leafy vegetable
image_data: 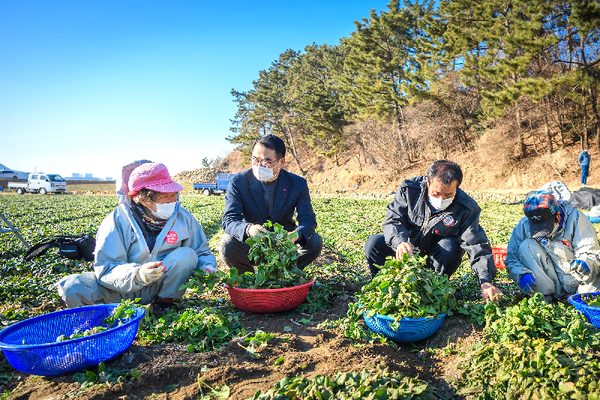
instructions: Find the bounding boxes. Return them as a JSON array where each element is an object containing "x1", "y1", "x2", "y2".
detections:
[
  {"x1": 224, "y1": 221, "x2": 308, "y2": 289},
  {"x1": 249, "y1": 367, "x2": 436, "y2": 399},
  {"x1": 356, "y1": 255, "x2": 456, "y2": 326}
]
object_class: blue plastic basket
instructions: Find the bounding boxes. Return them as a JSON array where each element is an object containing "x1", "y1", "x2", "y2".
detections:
[
  {"x1": 0, "y1": 304, "x2": 145, "y2": 376},
  {"x1": 568, "y1": 292, "x2": 600, "y2": 329},
  {"x1": 587, "y1": 215, "x2": 600, "y2": 224},
  {"x1": 364, "y1": 312, "x2": 446, "y2": 343}
]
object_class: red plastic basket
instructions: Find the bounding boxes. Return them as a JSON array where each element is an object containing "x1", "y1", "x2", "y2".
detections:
[
  {"x1": 225, "y1": 279, "x2": 314, "y2": 313},
  {"x1": 491, "y1": 247, "x2": 507, "y2": 270}
]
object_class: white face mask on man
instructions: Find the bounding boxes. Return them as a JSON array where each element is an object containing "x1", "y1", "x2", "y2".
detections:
[
  {"x1": 151, "y1": 201, "x2": 177, "y2": 220},
  {"x1": 252, "y1": 160, "x2": 280, "y2": 182},
  {"x1": 429, "y1": 196, "x2": 454, "y2": 211}
]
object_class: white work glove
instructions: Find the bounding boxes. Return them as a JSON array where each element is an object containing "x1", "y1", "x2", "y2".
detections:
[{"x1": 136, "y1": 261, "x2": 165, "y2": 284}]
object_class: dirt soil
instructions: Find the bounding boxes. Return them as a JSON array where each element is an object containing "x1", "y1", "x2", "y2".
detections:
[{"x1": 1, "y1": 284, "x2": 482, "y2": 400}]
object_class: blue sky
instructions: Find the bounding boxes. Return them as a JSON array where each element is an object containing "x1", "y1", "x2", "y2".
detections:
[{"x1": 0, "y1": 0, "x2": 389, "y2": 180}]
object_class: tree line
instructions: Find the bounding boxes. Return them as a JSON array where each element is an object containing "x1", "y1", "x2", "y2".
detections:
[{"x1": 228, "y1": 0, "x2": 600, "y2": 178}]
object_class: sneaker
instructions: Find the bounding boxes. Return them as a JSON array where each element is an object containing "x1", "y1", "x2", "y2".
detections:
[{"x1": 151, "y1": 297, "x2": 173, "y2": 315}]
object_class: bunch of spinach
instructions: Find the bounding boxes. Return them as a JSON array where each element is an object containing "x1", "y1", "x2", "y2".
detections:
[
  {"x1": 356, "y1": 254, "x2": 456, "y2": 324},
  {"x1": 225, "y1": 221, "x2": 308, "y2": 289},
  {"x1": 249, "y1": 367, "x2": 436, "y2": 400}
]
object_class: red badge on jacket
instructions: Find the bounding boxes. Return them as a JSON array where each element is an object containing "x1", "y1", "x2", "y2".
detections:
[{"x1": 165, "y1": 231, "x2": 178, "y2": 244}]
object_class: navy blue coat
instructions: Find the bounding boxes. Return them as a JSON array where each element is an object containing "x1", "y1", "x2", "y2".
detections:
[
  {"x1": 222, "y1": 169, "x2": 317, "y2": 245},
  {"x1": 383, "y1": 176, "x2": 496, "y2": 283}
]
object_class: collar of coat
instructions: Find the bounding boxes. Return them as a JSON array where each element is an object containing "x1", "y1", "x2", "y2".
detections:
[{"x1": 401, "y1": 175, "x2": 478, "y2": 211}]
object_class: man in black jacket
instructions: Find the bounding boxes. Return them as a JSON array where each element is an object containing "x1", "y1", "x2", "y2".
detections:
[
  {"x1": 219, "y1": 134, "x2": 322, "y2": 273},
  {"x1": 365, "y1": 160, "x2": 503, "y2": 301}
]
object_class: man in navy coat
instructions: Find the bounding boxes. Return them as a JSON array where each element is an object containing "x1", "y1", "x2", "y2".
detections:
[{"x1": 219, "y1": 134, "x2": 322, "y2": 273}]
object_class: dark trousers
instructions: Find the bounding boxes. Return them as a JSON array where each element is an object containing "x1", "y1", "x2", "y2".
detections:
[
  {"x1": 218, "y1": 232, "x2": 323, "y2": 274},
  {"x1": 582, "y1": 164, "x2": 589, "y2": 185},
  {"x1": 364, "y1": 234, "x2": 464, "y2": 277}
]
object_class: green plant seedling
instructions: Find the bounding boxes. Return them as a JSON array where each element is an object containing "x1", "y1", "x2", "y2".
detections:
[{"x1": 197, "y1": 375, "x2": 230, "y2": 399}]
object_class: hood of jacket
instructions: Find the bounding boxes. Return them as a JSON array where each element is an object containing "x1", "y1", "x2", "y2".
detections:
[
  {"x1": 115, "y1": 160, "x2": 153, "y2": 205},
  {"x1": 540, "y1": 181, "x2": 574, "y2": 216}
]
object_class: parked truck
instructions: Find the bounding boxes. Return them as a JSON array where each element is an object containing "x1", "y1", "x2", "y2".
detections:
[
  {"x1": 8, "y1": 173, "x2": 68, "y2": 195},
  {"x1": 193, "y1": 173, "x2": 231, "y2": 196}
]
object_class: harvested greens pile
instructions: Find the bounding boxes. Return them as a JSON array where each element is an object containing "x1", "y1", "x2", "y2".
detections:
[
  {"x1": 224, "y1": 221, "x2": 309, "y2": 289},
  {"x1": 357, "y1": 254, "x2": 456, "y2": 322},
  {"x1": 320, "y1": 254, "x2": 456, "y2": 342}
]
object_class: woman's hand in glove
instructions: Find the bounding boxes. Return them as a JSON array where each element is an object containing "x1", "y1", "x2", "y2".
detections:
[{"x1": 136, "y1": 261, "x2": 165, "y2": 284}]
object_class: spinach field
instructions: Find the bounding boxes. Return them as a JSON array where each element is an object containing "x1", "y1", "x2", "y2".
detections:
[{"x1": 1, "y1": 193, "x2": 599, "y2": 399}]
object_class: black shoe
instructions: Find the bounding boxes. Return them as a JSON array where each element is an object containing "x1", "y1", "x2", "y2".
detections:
[{"x1": 151, "y1": 297, "x2": 173, "y2": 315}]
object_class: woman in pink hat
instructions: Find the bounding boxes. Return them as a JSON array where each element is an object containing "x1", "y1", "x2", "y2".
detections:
[{"x1": 56, "y1": 161, "x2": 217, "y2": 313}]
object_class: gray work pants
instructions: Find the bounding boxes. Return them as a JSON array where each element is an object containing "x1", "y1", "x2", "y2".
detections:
[
  {"x1": 218, "y1": 232, "x2": 323, "y2": 274},
  {"x1": 519, "y1": 239, "x2": 600, "y2": 298},
  {"x1": 56, "y1": 247, "x2": 198, "y2": 308}
]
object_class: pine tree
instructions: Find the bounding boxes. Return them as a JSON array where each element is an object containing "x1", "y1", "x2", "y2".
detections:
[
  {"x1": 288, "y1": 43, "x2": 349, "y2": 164},
  {"x1": 342, "y1": 0, "x2": 432, "y2": 164}
]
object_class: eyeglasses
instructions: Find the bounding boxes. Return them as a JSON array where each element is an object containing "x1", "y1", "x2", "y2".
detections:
[{"x1": 250, "y1": 156, "x2": 280, "y2": 167}]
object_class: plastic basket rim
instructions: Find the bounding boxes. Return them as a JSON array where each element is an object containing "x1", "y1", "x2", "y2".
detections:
[
  {"x1": 568, "y1": 292, "x2": 600, "y2": 312},
  {"x1": 224, "y1": 279, "x2": 314, "y2": 293},
  {"x1": 0, "y1": 303, "x2": 145, "y2": 351},
  {"x1": 364, "y1": 312, "x2": 447, "y2": 322}
]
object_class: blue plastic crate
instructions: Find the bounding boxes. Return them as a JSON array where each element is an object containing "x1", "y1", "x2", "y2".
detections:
[
  {"x1": 568, "y1": 292, "x2": 600, "y2": 329},
  {"x1": 0, "y1": 304, "x2": 145, "y2": 376},
  {"x1": 364, "y1": 312, "x2": 446, "y2": 343}
]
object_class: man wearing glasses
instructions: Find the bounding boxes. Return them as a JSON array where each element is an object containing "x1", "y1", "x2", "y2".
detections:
[{"x1": 219, "y1": 134, "x2": 322, "y2": 273}]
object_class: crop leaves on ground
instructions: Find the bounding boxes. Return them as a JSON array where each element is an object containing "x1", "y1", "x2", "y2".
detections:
[
  {"x1": 248, "y1": 367, "x2": 437, "y2": 400},
  {"x1": 2, "y1": 193, "x2": 581, "y2": 399},
  {"x1": 138, "y1": 306, "x2": 237, "y2": 353},
  {"x1": 236, "y1": 329, "x2": 276, "y2": 359},
  {"x1": 197, "y1": 376, "x2": 230, "y2": 399},
  {"x1": 73, "y1": 362, "x2": 139, "y2": 390},
  {"x1": 457, "y1": 293, "x2": 600, "y2": 398}
]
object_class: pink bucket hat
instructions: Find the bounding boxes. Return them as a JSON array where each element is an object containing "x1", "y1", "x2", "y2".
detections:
[{"x1": 127, "y1": 163, "x2": 183, "y2": 196}]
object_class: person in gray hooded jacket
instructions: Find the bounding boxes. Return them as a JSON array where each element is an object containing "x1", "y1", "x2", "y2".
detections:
[
  {"x1": 505, "y1": 181, "x2": 600, "y2": 300},
  {"x1": 56, "y1": 161, "x2": 217, "y2": 312}
]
